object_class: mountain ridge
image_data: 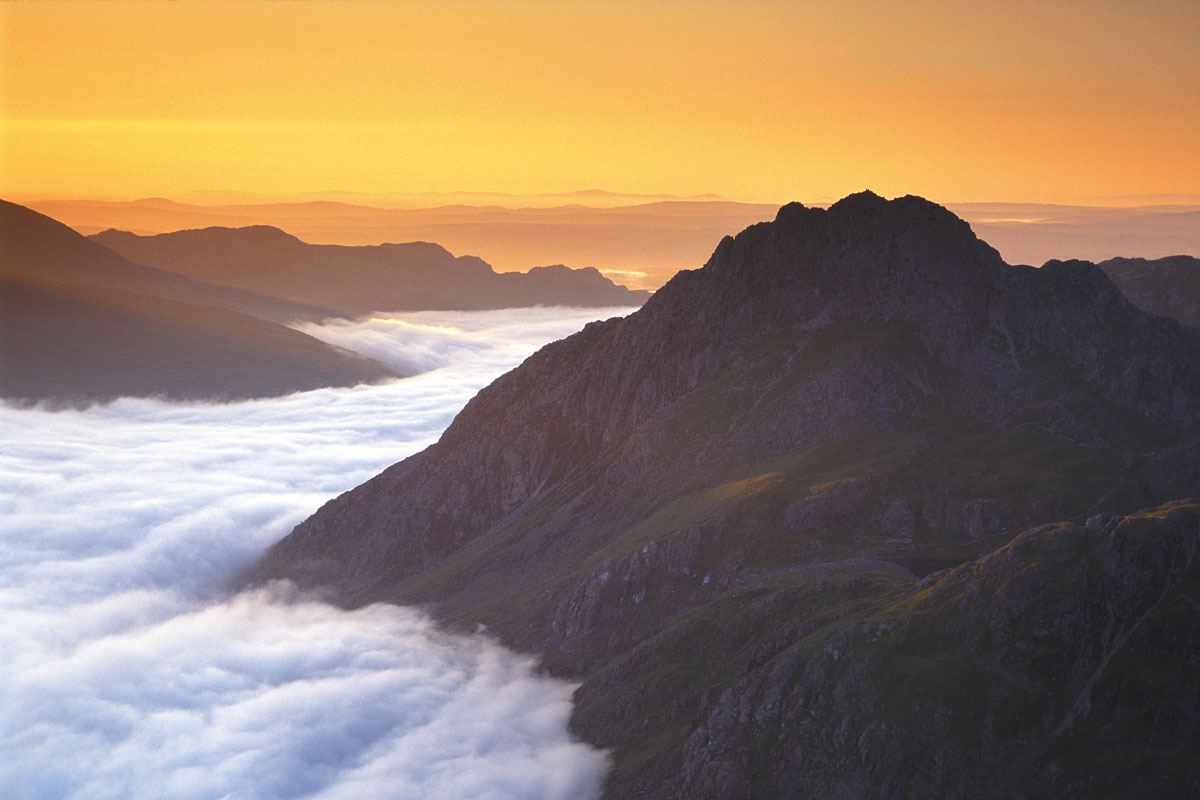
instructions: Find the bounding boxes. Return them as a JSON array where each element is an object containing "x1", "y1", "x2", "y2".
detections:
[
  {"x1": 90, "y1": 224, "x2": 652, "y2": 314},
  {"x1": 249, "y1": 193, "x2": 1200, "y2": 600},
  {"x1": 0, "y1": 200, "x2": 399, "y2": 403},
  {"x1": 1, "y1": 200, "x2": 346, "y2": 324},
  {"x1": 21, "y1": 194, "x2": 1200, "y2": 290},
  {"x1": 246, "y1": 193, "x2": 1200, "y2": 796}
]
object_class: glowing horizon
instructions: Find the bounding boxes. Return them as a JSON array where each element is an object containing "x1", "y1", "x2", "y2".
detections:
[{"x1": 2, "y1": 0, "x2": 1198, "y2": 205}]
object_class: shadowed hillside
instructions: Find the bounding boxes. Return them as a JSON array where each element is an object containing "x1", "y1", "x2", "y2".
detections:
[
  {"x1": 91, "y1": 225, "x2": 652, "y2": 313},
  {"x1": 1, "y1": 200, "x2": 343, "y2": 324},
  {"x1": 247, "y1": 193, "x2": 1200, "y2": 797},
  {"x1": 1100, "y1": 255, "x2": 1200, "y2": 327},
  {"x1": 1, "y1": 201, "x2": 398, "y2": 403}
]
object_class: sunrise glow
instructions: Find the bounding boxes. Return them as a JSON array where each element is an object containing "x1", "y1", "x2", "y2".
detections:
[{"x1": 3, "y1": 0, "x2": 1198, "y2": 204}]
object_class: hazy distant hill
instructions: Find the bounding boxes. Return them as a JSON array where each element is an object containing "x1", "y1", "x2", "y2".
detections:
[
  {"x1": 1099, "y1": 255, "x2": 1200, "y2": 327},
  {"x1": 0, "y1": 200, "x2": 343, "y2": 325},
  {"x1": 24, "y1": 194, "x2": 777, "y2": 289},
  {"x1": 949, "y1": 202, "x2": 1200, "y2": 269},
  {"x1": 90, "y1": 225, "x2": 652, "y2": 314},
  {"x1": 249, "y1": 193, "x2": 1200, "y2": 798},
  {"x1": 0, "y1": 201, "x2": 398, "y2": 403},
  {"x1": 14, "y1": 194, "x2": 1200, "y2": 289}
]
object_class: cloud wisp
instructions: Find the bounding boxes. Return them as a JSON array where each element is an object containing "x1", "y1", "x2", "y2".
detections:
[{"x1": 1, "y1": 307, "x2": 631, "y2": 800}]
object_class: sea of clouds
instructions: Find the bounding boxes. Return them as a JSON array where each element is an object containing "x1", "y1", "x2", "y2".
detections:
[{"x1": 1, "y1": 307, "x2": 635, "y2": 800}]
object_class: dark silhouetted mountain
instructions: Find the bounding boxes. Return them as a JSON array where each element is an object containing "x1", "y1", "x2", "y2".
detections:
[
  {"x1": 1, "y1": 201, "x2": 398, "y2": 403},
  {"x1": 89, "y1": 225, "x2": 652, "y2": 314},
  {"x1": 1, "y1": 200, "x2": 344, "y2": 324},
  {"x1": 247, "y1": 193, "x2": 1200, "y2": 797},
  {"x1": 1099, "y1": 255, "x2": 1200, "y2": 327}
]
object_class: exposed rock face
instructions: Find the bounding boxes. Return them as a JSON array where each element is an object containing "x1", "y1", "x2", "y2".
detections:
[
  {"x1": 1100, "y1": 255, "x2": 1200, "y2": 328},
  {"x1": 90, "y1": 226, "x2": 652, "y2": 314},
  {"x1": 248, "y1": 193, "x2": 1200, "y2": 797},
  {"x1": 679, "y1": 501, "x2": 1200, "y2": 799}
]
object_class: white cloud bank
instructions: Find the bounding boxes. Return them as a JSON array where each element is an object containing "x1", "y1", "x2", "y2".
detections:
[{"x1": 1, "y1": 307, "x2": 634, "y2": 800}]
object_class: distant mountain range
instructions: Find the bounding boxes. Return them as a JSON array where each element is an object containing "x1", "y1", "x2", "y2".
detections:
[
  {"x1": 2, "y1": 201, "x2": 342, "y2": 325},
  {"x1": 956, "y1": 203, "x2": 1200, "y2": 271},
  {"x1": 90, "y1": 225, "x2": 651, "y2": 314},
  {"x1": 2, "y1": 200, "x2": 649, "y2": 404},
  {"x1": 14, "y1": 194, "x2": 1200, "y2": 289},
  {"x1": 0, "y1": 201, "x2": 397, "y2": 403},
  {"x1": 248, "y1": 193, "x2": 1200, "y2": 797}
]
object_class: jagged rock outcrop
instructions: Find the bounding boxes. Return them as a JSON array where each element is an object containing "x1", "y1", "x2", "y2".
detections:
[
  {"x1": 1100, "y1": 255, "x2": 1200, "y2": 328},
  {"x1": 248, "y1": 193, "x2": 1200, "y2": 797}
]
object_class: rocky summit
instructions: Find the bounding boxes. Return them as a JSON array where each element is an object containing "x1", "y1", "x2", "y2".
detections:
[{"x1": 247, "y1": 192, "x2": 1200, "y2": 798}]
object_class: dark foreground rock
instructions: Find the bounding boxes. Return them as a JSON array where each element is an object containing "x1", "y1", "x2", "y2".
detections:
[
  {"x1": 677, "y1": 501, "x2": 1200, "y2": 799},
  {"x1": 248, "y1": 193, "x2": 1200, "y2": 797}
]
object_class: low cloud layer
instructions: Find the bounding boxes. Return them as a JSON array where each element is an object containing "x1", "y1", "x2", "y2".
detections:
[
  {"x1": 1, "y1": 307, "x2": 632, "y2": 800},
  {"x1": 296, "y1": 306, "x2": 635, "y2": 377}
]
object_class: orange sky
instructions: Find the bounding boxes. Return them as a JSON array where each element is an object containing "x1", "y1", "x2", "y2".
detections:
[{"x1": 2, "y1": 0, "x2": 1198, "y2": 204}]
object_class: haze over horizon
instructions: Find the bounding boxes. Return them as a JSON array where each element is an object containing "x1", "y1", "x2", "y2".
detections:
[
  {"x1": 12, "y1": 187, "x2": 1200, "y2": 210},
  {"x1": 3, "y1": 0, "x2": 1197, "y2": 205},
  {"x1": 15, "y1": 191, "x2": 1199, "y2": 292}
]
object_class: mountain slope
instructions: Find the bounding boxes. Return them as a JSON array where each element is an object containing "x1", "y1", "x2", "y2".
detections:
[
  {"x1": 248, "y1": 193, "x2": 1200, "y2": 796},
  {"x1": 1100, "y1": 255, "x2": 1200, "y2": 327},
  {"x1": 90, "y1": 225, "x2": 652, "y2": 313},
  {"x1": 1, "y1": 201, "x2": 398, "y2": 403},
  {"x1": 675, "y1": 500, "x2": 1200, "y2": 798},
  {"x1": 1, "y1": 200, "x2": 343, "y2": 324},
  {"x1": 0, "y1": 271, "x2": 398, "y2": 404}
]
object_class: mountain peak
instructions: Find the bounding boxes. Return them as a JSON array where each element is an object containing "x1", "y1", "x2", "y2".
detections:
[
  {"x1": 248, "y1": 191, "x2": 1200, "y2": 798},
  {"x1": 207, "y1": 224, "x2": 303, "y2": 245},
  {"x1": 771, "y1": 190, "x2": 892, "y2": 225},
  {"x1": 826, "y1": 188, "x2": 887, "y2": 212},
  {"x1": 692, "y1": 193, "x2": 1005, "y2": 338},
  {"x1": 376, "y1": 240, "x2": 457, "y2": 260},
  {"x1": 91, "y1": 224, "x2": 306, "y2": 252},
  {"x1": 823, "y1": 191, "x2": 988, "y2": 251}
]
